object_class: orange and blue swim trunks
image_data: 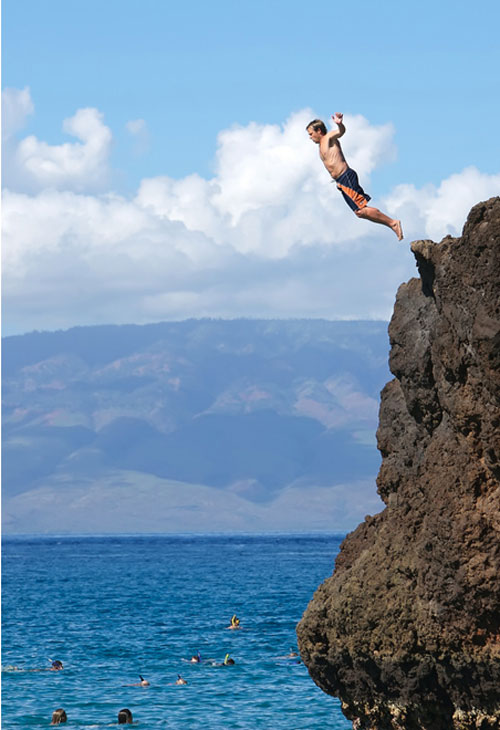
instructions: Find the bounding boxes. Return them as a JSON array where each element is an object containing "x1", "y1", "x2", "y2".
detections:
[{"x1": 335, "y1": 167, "x2": 371, "y2": 212}]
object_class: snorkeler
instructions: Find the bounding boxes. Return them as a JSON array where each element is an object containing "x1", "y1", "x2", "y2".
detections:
[
  {"x1": 273, "y1": 648, "x2": 302, "y2": 665},
  {"x1": 2, "y1": 659, "x2": 64, "y2": 673},
  {"x1": 124, "y1": 675, "x2": 150, "y2": 687},
  {"x1": 175, "y1": 674, "x2": 188, "y2": 685},
  {"x1": 183, "y1": 650, "x2": 215, "y2": 665},
  {"x1": 208, "y1": 653, "x2": 236, "y2": 667},
  {"x1": 227, "y1": 614, "x2": 241, "y2": 629}
]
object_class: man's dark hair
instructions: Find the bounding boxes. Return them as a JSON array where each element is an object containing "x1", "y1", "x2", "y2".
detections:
[{"x1": 306, "y1": 119, "x2": 327, "y2": 135}]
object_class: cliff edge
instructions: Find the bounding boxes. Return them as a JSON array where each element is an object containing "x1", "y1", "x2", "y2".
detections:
[{"x1": 297, "y1": 197, "x2": 500, "y2": 730}]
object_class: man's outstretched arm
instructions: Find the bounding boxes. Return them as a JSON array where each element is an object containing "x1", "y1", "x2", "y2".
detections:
[{"x1": 326, "y1": 113, "x2": 346, "y2": 144}]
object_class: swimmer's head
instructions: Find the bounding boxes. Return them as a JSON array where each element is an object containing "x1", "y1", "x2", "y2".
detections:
[
  {"x1": 51, "y1": 660, "x2": 63, "y2": 670},
  {"x1": 118, "y1": 708, "x2": 133, "y2": 724},
  {"x1": 50, "y1": 708, "x2": 67, "y2": 724}
]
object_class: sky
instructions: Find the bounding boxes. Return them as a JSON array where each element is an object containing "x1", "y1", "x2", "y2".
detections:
[{"x1": 2, "y1": 0, "x2": 500, "y2": 335}]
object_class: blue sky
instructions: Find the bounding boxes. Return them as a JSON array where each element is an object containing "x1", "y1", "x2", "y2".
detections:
[
  {"x1": 2, "y1": 0, "x2": 500, "y2": 334},
  {"x1": 4, "y1": 0, "x2": 499, "y2": 189}
]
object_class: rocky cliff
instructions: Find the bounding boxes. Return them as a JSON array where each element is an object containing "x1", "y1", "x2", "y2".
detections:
[{"x1": 297, "y1": 197, "x2": 500, "y2": 730}]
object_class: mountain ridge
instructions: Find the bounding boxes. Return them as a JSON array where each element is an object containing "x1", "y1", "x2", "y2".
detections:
[{"x1": 2, "y1": 318, "x2": 389, "y2": 533}]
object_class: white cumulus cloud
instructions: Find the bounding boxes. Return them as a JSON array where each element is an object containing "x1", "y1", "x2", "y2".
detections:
[
  {"x1": 3, "y1": 89, "x2": 112, "y2": 193},
  {"x1": 385, "y1": 167, "x2": 500, "y2": 241},
  {"x1": 134, "y1": 110, "x2": 397, "y2": 257},
  {"x1": 2, "y1": 92, "x2": 499, "y2": 334}
]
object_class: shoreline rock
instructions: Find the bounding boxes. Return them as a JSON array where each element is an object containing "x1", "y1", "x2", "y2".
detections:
[{"x1": 297, "y1": 197, "x2": 500, "y2": 730}]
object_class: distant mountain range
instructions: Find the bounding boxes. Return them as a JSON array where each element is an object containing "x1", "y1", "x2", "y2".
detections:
[{"x1": 2, "y1": 319, "x2": 390, "y2": 533}]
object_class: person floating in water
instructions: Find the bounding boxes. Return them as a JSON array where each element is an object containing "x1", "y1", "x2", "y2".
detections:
[
  {"x1": 227, "y1": 614, "x2": 241, "y2": 629},
  {"x1": 190, "y1": 651, "x2": 202, "y2": 663},
  {"x1": 125, "y1": 675, "x2": 150, "y2": 687},
  {"x1": 273, "y1": 648, "x2": 302, "y2": 664},
  {"x1": 306, "y1": 114, "x2": 403, "y2": 241},
  {"x1": 209, "y1": 653, "x2": 236, "y2": 667},
  {"x1": 279, "y1": 648, "x2": 298, "y2": 659},
  {"x1": 2, "y1": 659, "x2": 63, "y2": 673},
  {"x1": 50, "y1": 708, "x2": 67, "y2": 724},
  {"x1": 175, "y1": 674, "x2": 188, "y2": 685}
]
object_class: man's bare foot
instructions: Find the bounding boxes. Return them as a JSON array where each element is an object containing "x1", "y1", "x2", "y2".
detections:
[{"x1": 392, "y1": 219, "x2": 404, "y2": 241}]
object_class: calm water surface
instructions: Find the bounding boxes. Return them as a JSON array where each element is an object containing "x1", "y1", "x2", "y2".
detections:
[{"x1": 2, "y1": 534, "x2": 351, "y2": 729}]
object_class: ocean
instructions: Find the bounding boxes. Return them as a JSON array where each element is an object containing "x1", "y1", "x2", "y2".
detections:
[{"x1": 2, "y1": 534, "x2": 351, "y2": 729}]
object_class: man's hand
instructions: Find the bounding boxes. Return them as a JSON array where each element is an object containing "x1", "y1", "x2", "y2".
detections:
[{"x1": 327, "y1": 112, "x2": 346, "y2": 143}]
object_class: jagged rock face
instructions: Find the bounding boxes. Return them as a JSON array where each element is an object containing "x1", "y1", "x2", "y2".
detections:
[{"x1": 297, "y1": 197, "x2": 500, "y2": 730}]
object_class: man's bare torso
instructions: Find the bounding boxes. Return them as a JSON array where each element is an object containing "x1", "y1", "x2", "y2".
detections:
[{"x1": 319, "y1": 137, "x2": 348, "y2": 180}]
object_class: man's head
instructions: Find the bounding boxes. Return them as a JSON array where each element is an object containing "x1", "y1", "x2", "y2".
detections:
[{"x1": 306, "y1": 119, "x2": 326, "y2": 143}]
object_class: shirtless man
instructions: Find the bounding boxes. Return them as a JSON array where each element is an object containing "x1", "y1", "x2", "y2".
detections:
[{"x1": 306, "y1": 114, "x2": 403, "y2": 240}]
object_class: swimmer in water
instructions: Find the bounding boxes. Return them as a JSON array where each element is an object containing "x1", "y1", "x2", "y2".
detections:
[
  {"x1": 125, "y1": 675, "x2": 150, "y2": 687},
  {"x1": 183, "y1": 650, "x2": 216, "y2": 665},
  {"x1": 117, "y1": 708, "x2": 133, "y2": 724},
  {"x1": 175, "y1": 674, "x2": 188, "y2": 685},
  {"x1": 209, "y1": 653, "x2": 236, "y2": 667},
  {"x1": 227, "y1": 614, "x2": 241, "y2": 629},
  {"x1": 50, "y1": 708, "x2": 67, "y2": 724},
  {"x1": 273, "y1": 648, "x2": 302, "y2": 664},
  {"x1": 3, "y1": 659, "x2": 64, "y2": 673}
]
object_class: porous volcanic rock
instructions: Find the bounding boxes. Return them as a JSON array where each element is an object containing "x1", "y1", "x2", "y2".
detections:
[{"x1": 297, "y1": 197, "x2": 500, "y2": 730}]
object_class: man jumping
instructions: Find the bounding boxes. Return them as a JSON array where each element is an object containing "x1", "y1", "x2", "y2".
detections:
[{"x1": 306, "y1": 114, "x2": 403, "y2": 240}]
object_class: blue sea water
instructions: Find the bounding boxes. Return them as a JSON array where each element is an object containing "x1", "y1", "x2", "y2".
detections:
[{"x1": 2, "y1": 534, "x2": 351, "y2": 729}]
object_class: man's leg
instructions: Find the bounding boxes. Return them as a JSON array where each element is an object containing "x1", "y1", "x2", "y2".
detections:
[{"x1": 356, "y1": 206, "x2": 403, "y2": 241}]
